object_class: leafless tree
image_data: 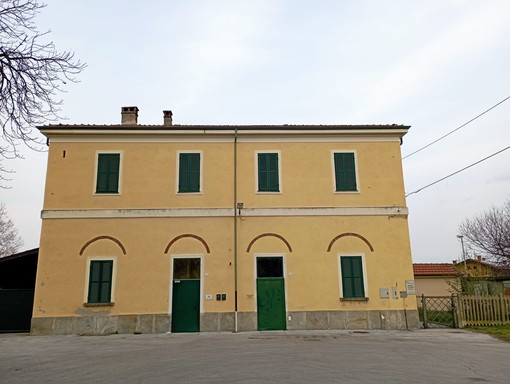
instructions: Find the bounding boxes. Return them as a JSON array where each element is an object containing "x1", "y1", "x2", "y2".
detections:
[
  {"x1": 459, "y1": 200, "x2": 510, "y2": 266},
  {"x1": 0, "y1": 0, "x2": 85, "y2": 161},
  {"x1": 0, "y1": 203, "x2": 23, "y2": 257}
]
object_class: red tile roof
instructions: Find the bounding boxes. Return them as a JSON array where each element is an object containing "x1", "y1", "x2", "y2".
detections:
[{"x1": 413, "y1": 263, "x2": 458, "y2": 276}]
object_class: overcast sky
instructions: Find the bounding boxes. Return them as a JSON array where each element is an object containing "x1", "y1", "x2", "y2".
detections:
[{"x1": 2, "y1": 0, "x2": 510, "y2": 263}]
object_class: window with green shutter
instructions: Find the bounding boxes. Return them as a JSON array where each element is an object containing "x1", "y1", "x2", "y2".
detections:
[
  {"x1": 340, "y1": 256, "x2": 365, "y2": 298},
  {"x1": 88, "y1": 260, "x2": 113, "y2": 304},
  {"x1": 334, "y1": 152, "x2": 357, "y2": 191},
  {"x1": 96, "y1": 153, "x2": 120, "y2": 193},
  {"x1": 258, "y1": 153, "x2": 279, "y2": 192},
  {"x1": 178, "y1": 153, "x2": 201, "y2": 193}
]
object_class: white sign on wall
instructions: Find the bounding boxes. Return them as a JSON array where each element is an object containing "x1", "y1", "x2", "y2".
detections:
[{"x1": 405, "y1": 280, "x2": 416, "y2": 295}]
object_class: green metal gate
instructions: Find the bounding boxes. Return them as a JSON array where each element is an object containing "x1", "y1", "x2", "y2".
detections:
[
  {"x1": 0, "y1": 289, "x2": 34, "y2": 333},
  {"x1": 417, "y1": 295, "x2": 458, "y2": 328}
]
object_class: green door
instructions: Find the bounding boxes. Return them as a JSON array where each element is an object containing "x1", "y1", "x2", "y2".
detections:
[
  {"x1": 256, "y1": 257, "x2": 286, "y2": 331},
  {"x1": 171, "y1": 258, "x2": 200, "y2": 333},
  {"x1": 257, "y1": 278, "x2": 286, "y2": 330}
]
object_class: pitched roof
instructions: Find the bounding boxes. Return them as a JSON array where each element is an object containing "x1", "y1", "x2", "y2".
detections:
[
  {"x1": 0, "y1": 248, "x2": 39, "y2": 263},
  {"x1": 413, "y1": 263, "x2": 458, "y2": 276}
]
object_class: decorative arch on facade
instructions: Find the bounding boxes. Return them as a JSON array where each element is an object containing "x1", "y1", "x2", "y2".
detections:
[
  {"x1": 79, "y1": 235, "x2": 127, "y2": 256},
  {"x1": 164, "y1": 234, "x2": 211, "y2": 254},
  {"x1": 327, "y1": 232, "x2": 374, "y2": 252},
  {"x1": 246, "y1": 233, "x2": 293, "y2": 253}
]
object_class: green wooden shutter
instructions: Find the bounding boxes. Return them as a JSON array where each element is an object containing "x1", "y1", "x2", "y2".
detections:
[
  {"x1": 179, "y1": 153, "x2": 200, "y2": 193},
  {"x1": 258, "y1": 153, "x2": 279, "y2": 192},
  {"x1": 189, "y1": 153, "x2": 200, "y2": 192},
  {"x1": 88, "y1": 260, "x2": 113, "y2": 303},
  {"x1": 334, "y1": 153, "x2": 357, "y2": 191},
  {"x1": 341, "y1": 256, "x2": 365, "y2": 298},
  {"x1": 88, "y1": 261, "x2": 101, "y2": 303},
  {"x1": 258, "y1": 154, "x2": 268, "y2": 191},
  {"x1": 96, "y1": 154, "x2": 120, "y2": 193},
  {"x1": 268, "y1": 153, "x2": 279, "y2": 191},
  {"x1": 100, "y1": 261, "x2": 113, "y2": 303},
  {"x1": 179, "y1": 153, "x2": 189, "y2": 192}
]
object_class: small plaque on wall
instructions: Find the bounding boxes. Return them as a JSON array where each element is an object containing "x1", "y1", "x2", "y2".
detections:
[{"x1": 406, "y1": 280, "x2": 416, "y2": 295}]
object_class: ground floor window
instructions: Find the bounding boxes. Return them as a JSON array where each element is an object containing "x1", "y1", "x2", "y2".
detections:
[
  {"x1": 87, "y1": 260, "x2": 113, "y2": 304},
  {"x1": 340, "y1": 256, "x2": 365, "y2": 299}
]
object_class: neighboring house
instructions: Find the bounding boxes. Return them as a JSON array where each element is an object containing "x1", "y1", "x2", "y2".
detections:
[
  {"x1": 0, "y1": 248, "x2": 39, "y2": 332},
  {"x1": 453, "y1": 257, "x2": 510, "y2": 296},
  {"x1": 32, "y1": 106, "x2": 418, "y2": 335},
  {"x1": 413, "y1": 263, "x2": 459, "y2": 297}
]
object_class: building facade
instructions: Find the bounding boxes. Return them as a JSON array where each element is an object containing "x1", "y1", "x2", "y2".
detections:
[
  {"x1": 413, "y1": 263, "x2": 459, "y2": 297},
  {"x1": 32, "y1": 107, "x2": 418, "y2": 335}
]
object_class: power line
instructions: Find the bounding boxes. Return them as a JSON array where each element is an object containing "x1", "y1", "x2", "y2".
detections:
[
  {"x1": 405, "y1": 145, "x2": 510, "y2": 197},
  {"x1": 403, "y1": 95, "x2": 510, "y2": 160}
]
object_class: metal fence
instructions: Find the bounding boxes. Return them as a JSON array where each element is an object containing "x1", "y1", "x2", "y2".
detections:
[
  {"x1": 418, "y1": 294, "x2": 510, "y2": 328},
  {"x1": 417, "y1": 295, "x2": 456, "y2": 328}
]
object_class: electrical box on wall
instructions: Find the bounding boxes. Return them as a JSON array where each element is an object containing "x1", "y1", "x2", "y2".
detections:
[
  {"x1": 379, "y1": 288, "x2": 389, "y2": 298},
  {"x1": 391, "y1": 287, "x2": 398, "y2": 299}
]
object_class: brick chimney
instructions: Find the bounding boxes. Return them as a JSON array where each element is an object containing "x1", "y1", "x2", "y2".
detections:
[
  {"x1": 163, "y1": 110, "x2": 173, "y2": 126},
  {"x1": 121, "y1": 106, "x2": 139, "y2": 125}
]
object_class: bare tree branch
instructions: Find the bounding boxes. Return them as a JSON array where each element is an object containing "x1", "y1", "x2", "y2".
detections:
[
  {"x1": 0, "y1": 0, "x2": 86, "y2": 162},
  {"x1": 459, "y1": 200, "x2": 510, "y2": 266},
  {"x1": 0, "y1": 203, "x2": 23, "y2": 256}
]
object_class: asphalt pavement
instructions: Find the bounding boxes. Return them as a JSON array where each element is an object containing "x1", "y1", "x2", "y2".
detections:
[{"x1": 1, "y1": 329, "x2": 509, "y2": 383}]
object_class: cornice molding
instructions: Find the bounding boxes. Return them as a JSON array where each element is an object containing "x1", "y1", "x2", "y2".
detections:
[{"x1": 41, "y1": 206, "x2": 408, "y2": 219}]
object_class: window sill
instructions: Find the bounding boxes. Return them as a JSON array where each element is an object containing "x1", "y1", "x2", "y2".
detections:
[
  {"x1": 340, "y1": 297, "x2": 368, "y2": 302},
  {"x1": 83, "y1": 302, "x2": 115, "y2": 307},
  {"x1": 256, "y1": 191, "x2": 282, "y2": 195},
  {"x1": 176, "y1": 192, "x2": 203, "y2": 195},
  {"x1": 94, "y1": 193, "x2": 121, "y2": 196},
  {"x1": 334, "y1": 190, "x2": 359, "y2": 194}
]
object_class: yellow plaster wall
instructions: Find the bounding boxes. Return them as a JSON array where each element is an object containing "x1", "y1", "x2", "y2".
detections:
[
  {"x1": 414, "y1": 277, "x2": 458, "y2": 297},
  {"x1": 42, "y1": 140, "x2": 405, "y2": 210},
  {"x1": 43, "y1": 142, "x2": 235, "y2": 209},
  {"x1": 34, "y1": 214, "x2": 416, "y2": 318}
]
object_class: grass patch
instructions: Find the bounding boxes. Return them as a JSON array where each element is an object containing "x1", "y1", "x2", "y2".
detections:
[{"x1": 468, "y1": 324, "x2": 510, "y2": 342}]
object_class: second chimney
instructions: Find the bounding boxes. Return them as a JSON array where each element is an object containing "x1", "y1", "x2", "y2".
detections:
[
  {"x1": 121, "y1": 106, "x2": 139, "y2": 125},
  {"x1": 163, "y1": 110, "x2": 173, "y2": 126}
]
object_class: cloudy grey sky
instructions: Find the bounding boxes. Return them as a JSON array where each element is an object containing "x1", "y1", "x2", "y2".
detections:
[{"x1": 2, "y1": 0, "x2": 510, "y2": 263}]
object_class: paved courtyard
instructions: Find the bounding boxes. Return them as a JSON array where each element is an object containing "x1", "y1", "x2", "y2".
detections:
[{"x1": 1, "y1": 329, "x2": 509, "y2": 383}]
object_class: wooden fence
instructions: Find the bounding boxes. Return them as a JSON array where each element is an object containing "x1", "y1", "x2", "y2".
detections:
[{"x1": 456, "y1": 294, "x2": 510, "y2": 327}]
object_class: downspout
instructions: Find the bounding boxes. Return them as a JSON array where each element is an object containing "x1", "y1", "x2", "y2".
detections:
[{"x1": 234, "y1": 127, "x2": 238, "y2": 332}]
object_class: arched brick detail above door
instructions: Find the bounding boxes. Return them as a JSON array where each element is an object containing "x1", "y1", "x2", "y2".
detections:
[
  {"x1": 327, "y1": 232, "x2": 374, "y2": 252},
  {"x1": 246, "y1": 233, "x2": 293, "y2": 253},
  {"x1": 79, "y1": 235, "x2": 127, "y2": 256},
  {"x1": 164, "y1": 234, "x2": 211, "y2": 254}
]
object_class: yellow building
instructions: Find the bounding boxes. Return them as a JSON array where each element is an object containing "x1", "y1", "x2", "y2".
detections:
[{"x1": 32, "y1": 106, "x2": 418, "y2": 335}]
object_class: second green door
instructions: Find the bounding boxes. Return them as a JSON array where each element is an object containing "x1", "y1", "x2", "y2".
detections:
[
  {"x1": 256, "y1": 257, "x2": 286, "y2": 331},
  {"x1": 171, "y1": 258, "x2": 200, "y2": 333}
]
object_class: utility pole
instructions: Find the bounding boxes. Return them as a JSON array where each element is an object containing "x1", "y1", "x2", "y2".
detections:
[{"x1": 457, "y1": 235, "x2": 467, "y2": 273}]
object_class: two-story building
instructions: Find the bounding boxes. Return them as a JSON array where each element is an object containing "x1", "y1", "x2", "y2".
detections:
[{"x1": 32, "y1": 107, "x2": 418, "y2": 335}]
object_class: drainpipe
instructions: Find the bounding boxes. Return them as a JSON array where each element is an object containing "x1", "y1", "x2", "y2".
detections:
[{"x1": 234, "y1": 127, "x2": 239, "y2": 332}]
